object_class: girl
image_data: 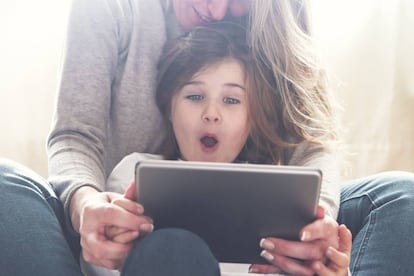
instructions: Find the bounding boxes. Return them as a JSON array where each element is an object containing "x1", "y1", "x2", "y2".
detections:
[{"x1": 102, "y1": 22, "x2": 351, "y2": 276}]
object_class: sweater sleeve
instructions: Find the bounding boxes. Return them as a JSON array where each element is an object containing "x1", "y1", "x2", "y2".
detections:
[
  {"x1": 287, "y1": 141, "x2": 341, "y2": 219},
  {"x1": 47, "y1": 0, "x2": 131, "y2": 234}
]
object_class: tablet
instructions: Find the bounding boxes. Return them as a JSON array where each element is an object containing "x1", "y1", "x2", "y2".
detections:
[{"x1": 135, "y1": 159, "x2": 322, "y2": 264}]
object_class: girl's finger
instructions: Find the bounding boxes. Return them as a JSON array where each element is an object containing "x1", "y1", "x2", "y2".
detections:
[
  {"x1": 322, "y1": 224, "x2": 352, "y2": 269},
  {"x1": 326, "y1": 247, "x2": 349, "y2": 268},
  {"x1": 124, "y1": 181, "x2": 136, "y2": 200},
  {"x1": 316, "y1": 205, "x2": 325, "y2": 219},
  {"x1": 105, "y1": 225, "x2": 126, "y2": 239},
  {"x1": 112, "y1": 197, "x2": 144, "y2": 215},
  {"x1": 248, "y1": 264, "x2": 284, "y2": 274},
  {"x1": 338, "y1": 224, "x2": 352, "y2": 253},
  {"x1": 312, "y1": 260, "x2": 335, "y2": 276},
  {"x1": 111, "y1": 230, "x2": 140, "y2": 244}
]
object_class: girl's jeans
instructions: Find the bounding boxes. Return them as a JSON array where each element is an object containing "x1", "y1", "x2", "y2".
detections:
[{"x1": 1, "y1": 158, "x2": 413, "y2": 275}]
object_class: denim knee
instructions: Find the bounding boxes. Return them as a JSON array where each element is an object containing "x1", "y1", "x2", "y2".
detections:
[
  {"x1": 0, "y1": 158, "x2": 81, "y2": 261},
  {"x1": 122, "y1": 228, "x2": 220, "y2": 276},
  {"x1": 341, "y1": 171, "x2": 414, "y2": 206},
  {"x1": 339, "y1": 171, "x2": 414, "y2": 235},
  {"x1": 0, "y1": 158, "x2": 82, "y2": 275},
  {"x1": 339, "y1": 172, "x2": 414, "y2": 275},
  {"x1": 0, "y1": 158, "x2": 56, "y2": 199}
]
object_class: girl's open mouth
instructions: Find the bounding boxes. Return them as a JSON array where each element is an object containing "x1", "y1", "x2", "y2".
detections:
[{"x1": 200, "y1": 136, "x2": 218, "y2": 148}]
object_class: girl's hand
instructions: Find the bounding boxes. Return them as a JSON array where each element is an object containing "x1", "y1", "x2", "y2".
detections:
[
  {"x1": 72, "y1": 183, "x2": 152, "y2": 270},
  {"x1": 312, "y1": 224, "x2": 352, "y2": 276},
  {"x1": 105, "y1": 182, "x2": 153, "y2": 243},
  {"x1": 249, "y1": 206, "x2": 339, "y2": 276}
]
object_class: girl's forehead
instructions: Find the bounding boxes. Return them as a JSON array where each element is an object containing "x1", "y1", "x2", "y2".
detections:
[{"x1": 190, "y1": 58, "x2": 245, "y2": 79}]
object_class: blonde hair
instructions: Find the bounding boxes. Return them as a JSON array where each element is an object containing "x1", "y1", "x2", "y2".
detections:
[{"x1": 243, "y1": 0, "x2": 340, "y2": 164}]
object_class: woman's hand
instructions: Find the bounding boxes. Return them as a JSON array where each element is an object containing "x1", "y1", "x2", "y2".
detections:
[
  {"x1": 249, "y1": 206, "x2": 340, "y2": 276},
  {"x1": 70, "y1": 183, "x2": 152, "y2": 270}
]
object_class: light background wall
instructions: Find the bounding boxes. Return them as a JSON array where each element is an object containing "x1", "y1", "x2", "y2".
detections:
[
  {"x1": 313, "y1": 0, "x2": 414, "y2": 179},
  {"x1": 0, "y1": 0, "x2": 69, "y2": 176},
  {"x1": 0, "y1": 0, "x2": 413, "y2": 179}
]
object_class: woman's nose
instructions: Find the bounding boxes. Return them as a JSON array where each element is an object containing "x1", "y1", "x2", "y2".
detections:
[{"x1": 207, "y1": 0, "x2": 230, "y2": 21}]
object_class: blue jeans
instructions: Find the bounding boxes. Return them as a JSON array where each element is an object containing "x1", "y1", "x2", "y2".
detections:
[
  {"x1": 122, "y1": 228, "x2": 220, "y2": 276},
  {"x1": 0, "y1": 159, "x2": 81, "y2": 276},
  {"x1": 0, "y1": 159, "x2": 219, "y2": 276},
  {"x1": 338, "y1": 171, "x2": 414, "y2": 275},
  {"x1": 1, "y1": 158, "x2": 414, "y2": 275}
]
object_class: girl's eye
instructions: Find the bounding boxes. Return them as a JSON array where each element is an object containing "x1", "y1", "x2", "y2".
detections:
[
  {"x1": 186, "y1": 95, "x2": 204, "y2": 101},
  {"x1": 223, "y1": 97, "x2": 240, "y2": 104}
]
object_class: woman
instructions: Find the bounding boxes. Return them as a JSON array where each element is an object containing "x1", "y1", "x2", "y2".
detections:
[{"x1": 0, "y1": 0, "x2": 413, "y2": 275}]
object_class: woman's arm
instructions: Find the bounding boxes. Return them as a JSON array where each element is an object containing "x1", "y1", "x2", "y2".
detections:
[
  {"x1": 47, "y1": 0, "x2": 138, "y2": 270},
  {"x1": 47, "y1": 0, "x2": 130, "y2": 233}
]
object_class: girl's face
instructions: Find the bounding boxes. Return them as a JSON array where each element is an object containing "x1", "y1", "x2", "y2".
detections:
[
  {"x1": 170, "y1": 59, "x2": 250, "y2": 163},
  {"x1": 171, "y1": 0, "x2": 251, "y2": 31}
]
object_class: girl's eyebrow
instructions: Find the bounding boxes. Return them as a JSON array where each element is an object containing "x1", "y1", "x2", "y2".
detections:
[
  {"x1": 183, "y1": 80, "x2": 203, "y2": 86},
  {"x1": 224, "y1": 83, "x2": 246, "y2": 91},
  {"x1": 184, "y1": 80, "x2": 245, "y2": 91}
]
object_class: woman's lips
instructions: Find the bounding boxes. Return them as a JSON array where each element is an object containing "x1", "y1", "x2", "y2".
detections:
[{"x1": 192, "y1": 7, "x2": 213, "y2": 25}]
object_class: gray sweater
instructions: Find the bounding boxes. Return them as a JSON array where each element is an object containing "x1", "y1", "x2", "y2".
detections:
[{"x1": 47, "y1": 0, "x2": 340, "y2": 235}]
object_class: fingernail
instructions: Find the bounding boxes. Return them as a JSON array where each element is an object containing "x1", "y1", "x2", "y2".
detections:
[
  {"x1": 139, "y1": 223, "x2": 154, "y2": 232},
  {"x1": 248, "y1": 266, "x2": 259, "y2": 273},
  {"x1": 301, "y1": 231, "x2": 310, "y2": 241},
  {"x1": 260, "y1": 238, "x2": 275, "y2": 250},
  {"x1": 260, "y1": 250, "x2": 274, "y2": 261}
]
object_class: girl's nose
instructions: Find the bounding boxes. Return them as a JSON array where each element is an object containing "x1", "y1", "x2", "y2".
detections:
[
  {"x1": 202, "y1": 104, "x2": 221, "y2": 123},
  {"x1": 203, "y1": 114, "x2": 220, "y2": 123}
]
